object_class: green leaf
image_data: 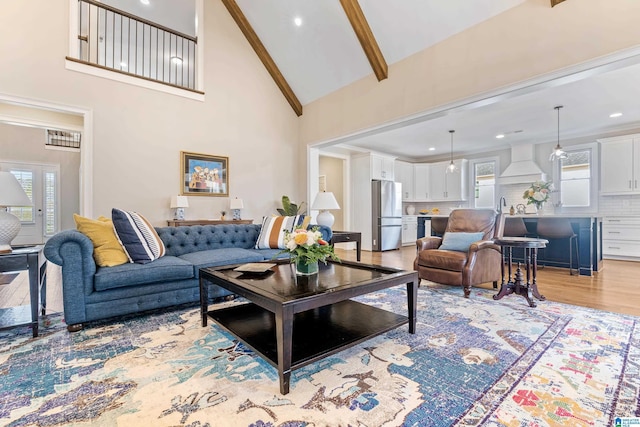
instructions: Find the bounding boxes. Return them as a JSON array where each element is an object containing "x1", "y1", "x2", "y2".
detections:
[{"x1": 277, "y1": 195, "x2": 306, "y2": 216}]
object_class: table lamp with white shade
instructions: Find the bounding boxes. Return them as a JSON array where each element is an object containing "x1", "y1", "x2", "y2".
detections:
[
  {"x1": 170, "y1": 195, "x2": 189, "y2": 220},
  {"x1": 311, "y1": 191, "x2": 340, "y2": 229},
  {"x1": 229, "y1": 197, "x2": 244, "y2": 220},
  {"x1": 0, "y1": 171, "x2": 32, "y2": 253}
]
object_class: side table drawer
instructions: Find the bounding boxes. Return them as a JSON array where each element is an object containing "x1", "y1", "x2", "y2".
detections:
[{"x1": 0, "y1": 255, "x2": 29, "y2": 272}]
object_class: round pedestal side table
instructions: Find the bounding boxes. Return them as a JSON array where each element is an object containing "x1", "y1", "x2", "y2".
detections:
[{"x1": 493, "y1": 236, "x2": 549, "y2": 308}]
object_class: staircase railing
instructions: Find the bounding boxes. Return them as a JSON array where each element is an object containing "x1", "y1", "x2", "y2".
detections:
[{"x1": 72, "y1": 0, "x2": 198, "y2": 91}]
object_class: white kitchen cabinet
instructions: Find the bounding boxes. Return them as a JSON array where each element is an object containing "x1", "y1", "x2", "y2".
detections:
[
  {"x1": 413, "y1": 163, "x2": 430, "y2": 201},
  {"x1": 402, "y1": 215, "x2": 418, "y2": 246},
  {"x1": 395, "y1": 160, "x2": 414, "y2": 201},
  {"x1": 429, "y1": 159, "x2": 468, "y2": 201},
  {"x1": 600, "y1": 136, "x2": 640, "y2": 195},
  {"x1": 371, "y1": 154, "x2": 395, "y2": 181},
  {"x1": 602, "y1": 216, "x2": 640, "y2": 260}
]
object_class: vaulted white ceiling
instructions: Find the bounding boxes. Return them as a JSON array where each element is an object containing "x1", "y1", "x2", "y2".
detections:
[
  {"x1": 116, "y1": 0, "x2": 640, "y2": 160},
  {"x1": 235, "y1": 0, "x2": 527, "y2": 105}
]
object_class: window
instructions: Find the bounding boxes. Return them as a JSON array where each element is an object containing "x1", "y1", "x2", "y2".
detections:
[
  {"x1": 472, "y1": 160, "x2": 496, "y2": 209},
  {"x1": 9, "y1": 170, "x2": 34, "y2": 223},
  {"x1": 553, "y1": 143, "x2": 597, "y2": 212},
  {"x1": 44, "y1": 171, "x2": 57, "y2": 236}
]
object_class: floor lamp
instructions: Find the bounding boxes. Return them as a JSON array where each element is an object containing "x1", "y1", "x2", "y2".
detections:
[{"x1": 0, "y1": 172, "x2": 32, "y2": 253}]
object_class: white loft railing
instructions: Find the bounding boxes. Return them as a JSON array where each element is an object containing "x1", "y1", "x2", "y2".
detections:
[{"x1": 71, "y1": 0, "x2": 198, "y2": 92}]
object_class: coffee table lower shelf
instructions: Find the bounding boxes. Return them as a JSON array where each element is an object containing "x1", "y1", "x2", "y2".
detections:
[{"x1": 207, "y1": 299, "x2": 408, "y2": 370}]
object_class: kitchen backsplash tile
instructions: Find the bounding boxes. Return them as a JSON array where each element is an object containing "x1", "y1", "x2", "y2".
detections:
[
  {"x1": 598, "y1": 194, "x2": 640, "y2": 216},
  {"x1": 402, "y1": 187, "x2": 640, "y2": 217}
]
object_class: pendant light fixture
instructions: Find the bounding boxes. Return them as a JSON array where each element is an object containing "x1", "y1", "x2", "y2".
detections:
[
  {"x1": 446, "y1": 130, "x2": 458, "y2": 173},
  {"x1": 549, "y1": 105, "x2": 568, "y2": 161}
]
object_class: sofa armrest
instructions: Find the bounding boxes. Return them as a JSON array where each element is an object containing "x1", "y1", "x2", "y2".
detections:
[{"x1": 43, "y1": 229, "x2": 97, "y2": 325}]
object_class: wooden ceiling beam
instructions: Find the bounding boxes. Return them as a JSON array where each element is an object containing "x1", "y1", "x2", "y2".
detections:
[
  {"x1": 221, "y1": 0, "x2": 303, "y2": 116},
  {"x1": 339, "y1": 0, "x2": 388, "y2": 81},
  {"x1": 551, "y1": 0, "x2": 567, "y2": 6}
]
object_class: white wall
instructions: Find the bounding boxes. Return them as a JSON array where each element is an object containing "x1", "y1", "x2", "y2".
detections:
[{"x1": 0, "y1": 0, "x2": 302, "y2": 227}]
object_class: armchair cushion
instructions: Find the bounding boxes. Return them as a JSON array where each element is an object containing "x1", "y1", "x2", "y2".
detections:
[
  {"x1": 417, "y1": 249, "x2": 468, "y2": 272},
  {"x1": 439, "y1": 232, "x2": 484, "y2": 252}
]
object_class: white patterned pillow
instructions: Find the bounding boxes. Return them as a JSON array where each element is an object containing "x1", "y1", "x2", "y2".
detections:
[
  {"x1": 255, "y1": 215, "x2": 309, "y2": 249},
  {"x1": 111, "y1": 208, "x2": 165, "y2": 264}
]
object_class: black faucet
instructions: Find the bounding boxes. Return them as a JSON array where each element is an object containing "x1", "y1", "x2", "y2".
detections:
[{"x1": 498, "y1": 196, "x2": 506, "y2": 214}]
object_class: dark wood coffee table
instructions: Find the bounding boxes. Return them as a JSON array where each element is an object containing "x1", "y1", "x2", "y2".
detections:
[{"x1": 200, "y1": 259, "x2": 418, "y2": 394}]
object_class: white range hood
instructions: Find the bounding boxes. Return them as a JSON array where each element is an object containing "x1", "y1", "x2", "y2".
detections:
[{"x1": 499, "y1": 144, "x2": 546, "y2": 185}]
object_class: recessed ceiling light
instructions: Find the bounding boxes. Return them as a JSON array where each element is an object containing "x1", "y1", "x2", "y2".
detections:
[
  {"x1": 171, "y1": 56, "x2": 183, "y2": 65},
  {"x1": 428, "y1": 147, "x2": 436, "y2": 151},
  {"x1": 294, "y1": 16, "x2": 302, "y2": 27},
  {"x1": 140, "y1": 0, "x2": 150, "y2": 5},
  {"x1": 496, "y1": 134, "x2": 505, "y2": 139},
  {"x1": 120, "y1": 62, "x2": 127, "y2": 68},
  {"x1": 610, "y1": 112, "x2": 623, "y2": 118}
]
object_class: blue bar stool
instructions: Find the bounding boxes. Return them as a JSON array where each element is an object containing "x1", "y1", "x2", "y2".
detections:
[
  {"x1": 535, "y1": 218, "x2": 580, "y2": 275},
  {"x1": 503, "y1": 217, "x2": 529, "y2": 237}
]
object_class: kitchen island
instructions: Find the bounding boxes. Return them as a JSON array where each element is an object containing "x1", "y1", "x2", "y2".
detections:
[{"x1": 417, "y1": 214, "x2": 603, "y2": 276}]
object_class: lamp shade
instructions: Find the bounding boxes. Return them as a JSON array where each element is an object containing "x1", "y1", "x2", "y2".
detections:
[
  {"x1": 170, "y1": 195, "x2": 189, "y2": 209},
  {"x1": 311, "y1": 191, "x2": 340, "y2": 210},
  {"x1": 0, "y1": 172, "x2": 32, "y2": 207},
  {"x1": 229, "y1": 198, "x2": 244, "y2": 210}
]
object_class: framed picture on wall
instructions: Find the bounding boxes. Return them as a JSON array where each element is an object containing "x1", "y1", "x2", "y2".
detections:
[{"x1": 181, "y1": 151, "x2": 229, "y2": 196}]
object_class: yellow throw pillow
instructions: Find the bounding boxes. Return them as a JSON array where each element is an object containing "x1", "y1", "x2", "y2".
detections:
[{"x1": 73, "y1": 214, "x2": 129, "y2": 267}]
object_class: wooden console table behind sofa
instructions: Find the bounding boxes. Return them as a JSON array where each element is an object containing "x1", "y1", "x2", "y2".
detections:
[{"x1": 167, "y1": 219, "x2": 254, "y2": 226}]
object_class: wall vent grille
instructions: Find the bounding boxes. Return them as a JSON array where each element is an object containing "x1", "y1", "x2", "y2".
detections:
[{"x1": 46, "y1": 129, "x2": 81, "y2": 150}]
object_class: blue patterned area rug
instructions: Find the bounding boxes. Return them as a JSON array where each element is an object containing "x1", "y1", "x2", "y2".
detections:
[{"x1": 1, "y1": 283, "x2": 638, "y2": 426}]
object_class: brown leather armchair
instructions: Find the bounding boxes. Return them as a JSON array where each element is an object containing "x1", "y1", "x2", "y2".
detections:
[{"x1": 414, "y1": 209, "x2": 505, "y2": 298}]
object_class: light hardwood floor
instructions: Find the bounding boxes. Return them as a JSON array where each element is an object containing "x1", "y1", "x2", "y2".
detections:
[{"x1": 1, "y1": 247, "x2": 638, "y2": 317}]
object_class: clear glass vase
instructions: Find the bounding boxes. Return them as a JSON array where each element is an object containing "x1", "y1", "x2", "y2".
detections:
[{"x1": 295, "y1": 259, "x2": 319, "y2": 275}]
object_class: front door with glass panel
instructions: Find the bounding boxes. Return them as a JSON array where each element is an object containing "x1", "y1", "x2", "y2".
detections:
[{"x1": 1, "y1": 162, "x2": 59, "y2": 245}]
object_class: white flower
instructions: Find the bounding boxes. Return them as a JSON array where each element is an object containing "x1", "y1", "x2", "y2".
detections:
[
  {"x1": 285, "y1": 238, "x2": 297, "y2": 251},
  {"x1": 533, "y1": 192, "x2": 546, "y2": 201}
]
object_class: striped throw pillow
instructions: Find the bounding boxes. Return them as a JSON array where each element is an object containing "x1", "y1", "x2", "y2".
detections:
[
  {"x1": 255, "y1": 215, "x2": 309, "y2": 249},
  {"x1": 112, "y1": 208, "x2": 166, "y2": 264}
]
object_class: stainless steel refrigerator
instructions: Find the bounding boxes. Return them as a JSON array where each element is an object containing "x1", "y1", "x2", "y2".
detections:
[{"x1": 372, "y1": 180, "x2": 402, "y2": 251}]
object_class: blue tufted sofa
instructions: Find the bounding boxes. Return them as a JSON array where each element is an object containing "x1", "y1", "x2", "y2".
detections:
[{"x1": 44, "y1": 223, "x2": 331, "y2": 331}]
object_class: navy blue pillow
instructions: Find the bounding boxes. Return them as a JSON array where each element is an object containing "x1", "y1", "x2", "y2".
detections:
[{"x1": 112, "y1": 208, "x2": 165, "y2": 264}]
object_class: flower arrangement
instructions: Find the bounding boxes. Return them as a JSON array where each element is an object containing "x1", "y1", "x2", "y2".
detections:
[
  {"x1": 278, "y1": 226, "x2": 340, "y2": 274},
  {"x1": 523, "y1": 180, "x2": 554, "y2": 210}
]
